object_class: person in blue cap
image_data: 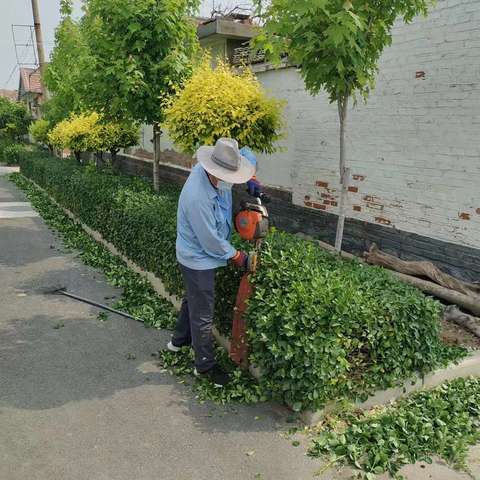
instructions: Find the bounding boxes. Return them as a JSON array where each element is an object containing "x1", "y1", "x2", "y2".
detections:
[{"x1": 167, "y1": 138, "x2": 261, "y2": 386}]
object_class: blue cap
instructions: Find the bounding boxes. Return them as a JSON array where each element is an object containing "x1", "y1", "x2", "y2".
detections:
[{"x1": 240, "y1": 146, "x2": 257, "y2": 168}]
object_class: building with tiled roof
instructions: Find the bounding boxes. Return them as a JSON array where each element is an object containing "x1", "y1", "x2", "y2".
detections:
[
  {"x1": 0, "y1": 89, "x2": 19, "y2": 102},
  {"x1": 18, "y1": 67, "x2": 43, "y2": 119}
]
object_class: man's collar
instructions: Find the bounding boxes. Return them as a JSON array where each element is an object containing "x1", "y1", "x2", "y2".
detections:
[{"x1": 201, "y1": 166, "x2": 218, "y2": 199}]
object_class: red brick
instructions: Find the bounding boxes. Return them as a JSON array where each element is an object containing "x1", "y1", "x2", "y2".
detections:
[
  {"x1": 364, "y1": 195, "x2": 374, "y2": 202},
  {"x1": 352, "y1": 175, "x2": 366, "y2": 181},
  {"x1": 348, "y1": 186, "x2": 358, "y2": 193},
  {"x1": 315, "y1": 181, "x2": 328, "y2": 188},
  {"x1": 312, "y1": 203, "x2": 326, "y2": 210},
  {"x1": 375, "y1": 216, "x2": 392, "y2": 226},
  {"x1": 459, "y1": 212, "x2": 471, "y2": 220},
  {"x1": 321, "y1": 193, "x2": 331, "y2": 199},
  {"x1": 416, "y1": 71, "x2": 426, "y2": 79},
  {"x1": 476, "y1": 208, "x2": 480, "y2": 215},
  {"x1": 304, "y1": 195, "x2": 311, "y2": 201},
  {"x1": 304, "y1": 201, "x2": 312, "y2": 207},
  {"x1": 353, "y1": 205, "x2": 361, "y2": 212},
  {"x1": 330, "y1": 201, "x2": 338, "y2": 207}
]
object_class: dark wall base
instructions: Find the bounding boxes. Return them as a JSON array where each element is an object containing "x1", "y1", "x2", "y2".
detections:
[{"x1": 113, "y1": 153, "x2": 480, "y2": 283}]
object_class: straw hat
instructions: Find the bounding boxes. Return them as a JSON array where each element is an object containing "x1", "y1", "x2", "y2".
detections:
[{"x1": 196, "y1": 138, "x2": 255, "y2": 184}]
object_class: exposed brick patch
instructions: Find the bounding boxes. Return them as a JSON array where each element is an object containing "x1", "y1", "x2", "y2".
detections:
[
  {"x1": 352, "y1": 175, "x2": 366, "y2": 181},
  {"x1": 312, "y1": 203, "x2": 326, "y2": 210},
  {"x1": 348, "y1": 186, "x2": 359, "y2": 193},
  {"x1": 304, "y1": 195, "x2": 311, "y2": 201},
  {"x1": 375, "y1": 216, "x2": 392, "y2": 226},
  {"x1": 315, "y1": 181, "x2": 329, "y2": 188},
  {"x1": 416, "y1": 71, "x2": 426, "y2": 79},
  {"x1": 476, "y1": 208, "x2": 480, "y2": 215},
  {"x1": 304, "y1": 201, "x2": 312, "y2": 207},
  {"x1": 353, "y1": 205, "x2": 362, "y2": 212},
  {"x1": 459, "y1": 212, "x2": 471, "y2": 220},
  {"x1": 364, "y1": 195, "x2": 375, "y2": 202}
]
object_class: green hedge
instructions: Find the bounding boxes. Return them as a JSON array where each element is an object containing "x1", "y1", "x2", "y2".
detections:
[{"x1": 19, "y1": 153, "x2": 466, "y2": 412}]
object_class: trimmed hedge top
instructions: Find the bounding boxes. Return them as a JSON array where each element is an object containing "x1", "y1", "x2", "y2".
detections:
[{"x1": 19, "y1": 153, "x2": 466, "y2": 412}]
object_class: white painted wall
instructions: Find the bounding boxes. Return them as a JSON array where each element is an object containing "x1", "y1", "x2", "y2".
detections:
[{"x1": 254, "y1": 0, "x2": 480, "y2": 249}]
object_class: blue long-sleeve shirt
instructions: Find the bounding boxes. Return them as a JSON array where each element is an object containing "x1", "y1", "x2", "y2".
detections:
[{"x1": 176, "y1": 164, "x2": 236, "y2": 270}]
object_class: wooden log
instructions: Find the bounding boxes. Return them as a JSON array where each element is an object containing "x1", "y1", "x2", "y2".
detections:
[
  {"x1": 364, "y1": 244, "x2": 480, "y2": 297},
  {"x1": 443, "y1": 305, "x2": 480, "y2": 339}
]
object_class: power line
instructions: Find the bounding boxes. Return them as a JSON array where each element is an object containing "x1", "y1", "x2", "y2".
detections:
[{"x1": 3, "y1": 64, "x2": 19, "y2": 90}]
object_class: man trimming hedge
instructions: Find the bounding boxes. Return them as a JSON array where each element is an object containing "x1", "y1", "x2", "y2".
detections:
[{"x1": 167, "y1": 138, "x2": 261, "y2": 386}]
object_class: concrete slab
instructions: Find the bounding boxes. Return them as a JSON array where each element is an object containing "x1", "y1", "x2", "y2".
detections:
[{"x1": 0, "y1": 202, "x2": 39, "y2": 219}]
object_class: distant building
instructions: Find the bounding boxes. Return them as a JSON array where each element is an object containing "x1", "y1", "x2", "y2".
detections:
[
  {"x1": 0, "y1": 89, "x2": 18, "y2": 102},
  {"x1": 197, "y1": 15, "x2": 255, "y2": 64},
  {"x1": 18, "y1": 67, "x2": 43, "y2": 119}
]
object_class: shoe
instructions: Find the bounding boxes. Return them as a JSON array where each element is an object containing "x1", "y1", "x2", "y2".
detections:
[
  {"x1": 194, "y1": 365, "x2": 230, "y2": 387},
  {"x1": 167, "y1": 341, "x2": 182, "y2": 353}
]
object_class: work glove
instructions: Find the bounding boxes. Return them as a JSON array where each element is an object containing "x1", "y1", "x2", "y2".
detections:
[
  {"x1": 231, "y1": 250, "x2": 249, "y2": 270},
  {"x1": 247, "y1": 176, "x2": 262, "y2": 198}
]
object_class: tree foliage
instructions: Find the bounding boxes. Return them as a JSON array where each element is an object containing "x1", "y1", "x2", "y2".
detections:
[
  {"x1": 255, "y1": 0, "x2": 432, "y2": 102},
  {"x1": 0, "y1": 97, "x2": 32, "y2": 141},
  {"x1": 43, "y1": 6, "x2": 91, "y2": 125},
  {"x1": 81, "y1": 0, "x2": 200, "y2": 124},
  {"x1": 163, "y1": 58, "x2": 284, "y2": 154},
  {"x1": 48, "y1": 112, "x2": 102, "y2": 156},
  {"x1": 29, "y1": 119, "x2": 52, "y2": 147}
]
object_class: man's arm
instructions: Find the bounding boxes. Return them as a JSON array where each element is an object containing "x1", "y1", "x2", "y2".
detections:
[{"x1": 188, "y1": 199, "x2": 236, "y2": 261}]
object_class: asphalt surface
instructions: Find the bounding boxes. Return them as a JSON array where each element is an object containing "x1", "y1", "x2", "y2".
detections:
[{"x1": 1, "y1": 169, "x2": 479, "y2": 480}]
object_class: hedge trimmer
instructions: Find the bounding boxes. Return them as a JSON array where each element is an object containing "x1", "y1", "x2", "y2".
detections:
[{"x1": 230, "y1": 193, "x2": 269, "y2": 368}]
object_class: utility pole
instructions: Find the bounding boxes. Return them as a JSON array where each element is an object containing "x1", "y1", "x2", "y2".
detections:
[{"x1": 30, "y1": 0, "x2": 48, "y2": 101}]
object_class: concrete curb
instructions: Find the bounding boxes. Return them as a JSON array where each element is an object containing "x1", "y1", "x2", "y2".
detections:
[
  {"x1": 301, "y1": 351, "x2": 480, "y2": 425},
  {"x1": 24, "y1": 177, "x2": 479, "y2": 425}
]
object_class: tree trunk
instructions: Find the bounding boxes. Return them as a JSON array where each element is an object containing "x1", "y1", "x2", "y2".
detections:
[
  {"x1": 111, "y1": 149, "x2": 119, "y2": 172},
  {"x1": 95, "y1": 152, "x2": 103, "y2": 169},
  {"x1": 443, "y1": 305, "x2": 480, "y2": 339},
  {"x1": 153, "y1": 123, "x2": 161, "y2": 192},
  {"x1": 334, "y1": 95, "x2": 350, "y2": 252},
  {"x1": 74, "y1": 151, "x2": 81, "y2": 164}
]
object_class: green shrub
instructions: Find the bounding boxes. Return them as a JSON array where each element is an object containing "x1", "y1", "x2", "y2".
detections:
[
  {"x1": 2, "y1": 143, "x2": 27, "y2": 164},
  {"x1": 19, "y1": 153, "x2": 466, "y2": 412}
]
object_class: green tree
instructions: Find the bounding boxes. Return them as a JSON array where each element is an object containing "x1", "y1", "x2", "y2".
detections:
[
  {"x1": 163, "y1": 58, "x2": 284, "y2": 154},
  {"x1": 255, "y1": 0, "x2": 433, "y2": 251},
  {"x1": 29, "y1": 119, "x2": 53, "y2": 151},
  {"x1": 82, "y1": 0, "x2": 200, "y2": 191},
  {"x1": 0, "y1": 97, "x2": 32, "y2": 141},
  {"x1": 43, "y1": 0, "x2": 90, "y2": 125},
  {"x1": 98, "y1": 120, "x2": 140, "y2": 169}
]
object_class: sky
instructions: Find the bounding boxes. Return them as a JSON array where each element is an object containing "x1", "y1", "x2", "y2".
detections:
[{"x1": 0, "y1": 0, "x2": 252, "y2": 91}]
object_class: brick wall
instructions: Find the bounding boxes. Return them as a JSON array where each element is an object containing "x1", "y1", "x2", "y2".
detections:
[{"x1": 254, "y1": 0, "x2": 480, "y2": 251}]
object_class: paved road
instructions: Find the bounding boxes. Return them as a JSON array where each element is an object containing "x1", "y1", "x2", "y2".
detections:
[{"x1": 1, "y1": 170, "x2": 479, "y2": 480}]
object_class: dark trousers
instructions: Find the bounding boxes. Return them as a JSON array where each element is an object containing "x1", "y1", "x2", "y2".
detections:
[{"x1": 172, "y1": 264, "x2": 216, "y2": 373}]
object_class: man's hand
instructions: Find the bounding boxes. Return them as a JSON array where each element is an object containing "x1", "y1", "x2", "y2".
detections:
[
  {"x1": 231, "y1": 250, "x2": 248, "y2": 269},
  {"x1": 247, "y1": 176, "x2": 262, "y2": 198}
]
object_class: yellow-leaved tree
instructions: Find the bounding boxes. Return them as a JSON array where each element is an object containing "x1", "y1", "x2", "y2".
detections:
[
  {"x1": 48, "y1": 112, "x2": 139, "y2": 166},
  {"x1": 49, "y1": 112, "x2": 102, "y2": 162},
  {"x1": 163, "y1": 58, "x2": 284, "y2": 154}
]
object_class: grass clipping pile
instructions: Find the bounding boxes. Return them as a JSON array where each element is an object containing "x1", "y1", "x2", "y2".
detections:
[
  {"x1": 309, "y1": 377, "x2": 480, "y2": 479},
  {"x1": 19, "y1": 153, "x2": 466, "y2": 413}
]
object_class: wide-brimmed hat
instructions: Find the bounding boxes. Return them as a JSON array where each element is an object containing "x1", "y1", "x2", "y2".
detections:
[{"x1": 196, "y1": 138, "x2": 255, "y2": 184}]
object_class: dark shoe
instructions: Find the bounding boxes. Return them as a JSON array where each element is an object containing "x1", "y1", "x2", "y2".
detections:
[{"x1": 194, "y1": 365, "x2": 230, "y2": 387}]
